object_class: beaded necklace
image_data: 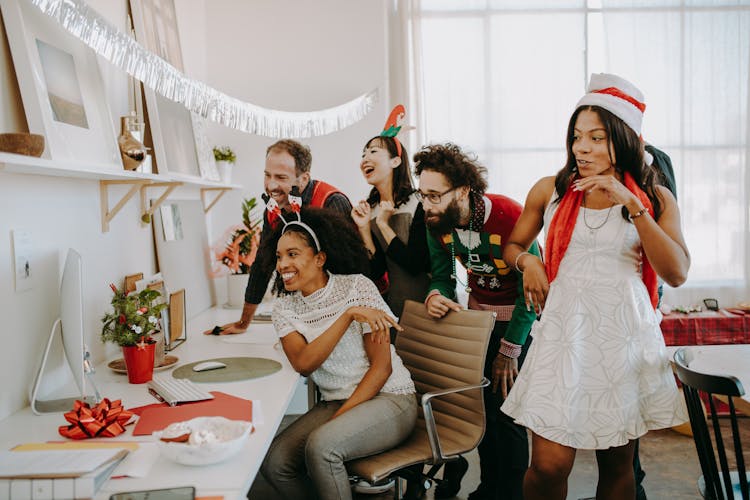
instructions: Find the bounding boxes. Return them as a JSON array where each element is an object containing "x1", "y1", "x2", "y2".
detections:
[{"x1": 449, "y1": 206, "x2": 475, "y2": 294}]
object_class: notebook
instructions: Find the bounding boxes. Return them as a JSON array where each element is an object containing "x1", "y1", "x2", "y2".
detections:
[
  {"x1": 0, "y1": 448, "x2": 128, "y2": 499},
  {"x1": 0, "y1": 449, "x2": 127, "y2": 478}
]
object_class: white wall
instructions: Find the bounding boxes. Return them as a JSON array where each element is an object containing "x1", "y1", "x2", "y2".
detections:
[
  {"x1": 201, "y1": 0, "x2": 388, "y2": 266},
  {"x1": 0, "y1": 0, "x2": 389, "y2": 419},
  {"x1": 0, "y1": 0, "x2": 205, "y2": 419}
]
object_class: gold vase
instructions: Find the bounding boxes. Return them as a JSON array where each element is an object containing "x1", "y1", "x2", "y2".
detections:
[{"x1": 118, "y1": 115, "x2": 147, "y2": 171}]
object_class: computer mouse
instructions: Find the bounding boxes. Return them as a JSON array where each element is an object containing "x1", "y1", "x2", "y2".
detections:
[{"x1": 192, "y1": 361, "x2": 227, "y2": 372}]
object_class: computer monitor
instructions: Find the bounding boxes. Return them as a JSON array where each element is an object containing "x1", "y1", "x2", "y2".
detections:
[{"x1": 30, "y1": 248, "x2": 99, "y2": 414}]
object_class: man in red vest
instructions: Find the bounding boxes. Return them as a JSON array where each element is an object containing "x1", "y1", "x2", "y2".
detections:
[{"x1": 204, "y1": 139, "x2": 352, "y2": 335}]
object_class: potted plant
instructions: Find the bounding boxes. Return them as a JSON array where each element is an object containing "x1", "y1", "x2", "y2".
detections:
[
  {"x1": 101, "y1": 284, "x2": 168, "y2": 383},
  {"x1": 213, "y1": 146, "x2": 236, "y2": 184},
  {"x1": 210, "y1": 197, "x2": 262, "y2": 307}
]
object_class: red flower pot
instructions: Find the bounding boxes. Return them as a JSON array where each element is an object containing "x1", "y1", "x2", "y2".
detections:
[{"x1": 122, "y1": 342, "x2": 155, "y2": 384}]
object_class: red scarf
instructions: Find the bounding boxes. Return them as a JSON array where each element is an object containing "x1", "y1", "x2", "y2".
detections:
[{"x1": 544, "y1": 172, "x2": 658, "y2": 309}]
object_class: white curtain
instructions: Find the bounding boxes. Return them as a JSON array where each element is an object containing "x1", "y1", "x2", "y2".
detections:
[
  {"x1": 387, "y1": 0, "x2": 425, "y2": 155},
  {"x1": 405, "y1": 0, "x2": 750, "y2": 307}
]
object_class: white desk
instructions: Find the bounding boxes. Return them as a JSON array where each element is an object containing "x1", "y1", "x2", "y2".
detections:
[
  {"x1": 668, "y1": 344, "x2": 750, "y2": 414},
  {"x1": 0, "y1": 307, "x2": 300, "y2": 500}
]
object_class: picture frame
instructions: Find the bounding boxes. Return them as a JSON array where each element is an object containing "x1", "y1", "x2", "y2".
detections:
[
  {"x1": 159, "y1": 203, "x2": 184, "y2": 241},
  {"x1": 0, "y1": 0, "x2": 121, "y2": 170},
  {"x1": 124, "y1": 272, "x2": 144, "y2": 293},
  {"x1": 151, "y1": 199, "x2": 214, "y2": 318},
  {"x1": 166, "y1": 288, "x2": 186, "y2": 350},
  {"x1": 129, "y1": 0, "x2": 217, "y2": 181},
  {"x1": 146, "y1": 279, "x2": 170, "y2": 348}
]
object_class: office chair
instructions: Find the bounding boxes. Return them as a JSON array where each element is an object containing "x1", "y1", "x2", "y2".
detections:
[
  {"x1": 347, "y1": 300, "x2": 495, "y2": 499},
  {"x1": 673, "y1": 347, "x2": 749, "y2": 500}
]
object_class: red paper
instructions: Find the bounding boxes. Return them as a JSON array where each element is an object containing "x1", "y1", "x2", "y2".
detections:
[{"x1": 130, "y1": 391, "x2": 252, "y2": 436}]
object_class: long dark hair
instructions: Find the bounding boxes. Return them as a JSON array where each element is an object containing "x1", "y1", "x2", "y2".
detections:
[
  {"x1": 363, "y1": 136, "x2": 415, "y2": 208},
  {"x1": 255, "y1": 208, "x2": 370, "y2": 296},
  {"x1": 554, "y1": 105, "x2": 663, "y2": 220}
]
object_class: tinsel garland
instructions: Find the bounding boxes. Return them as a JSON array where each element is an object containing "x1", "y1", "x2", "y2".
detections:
[{"x1": 27, "y1": 0, "x2": 378, "y2": 138}]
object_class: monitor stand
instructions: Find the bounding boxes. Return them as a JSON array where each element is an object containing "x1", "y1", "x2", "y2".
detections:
[{"x1": 30, "y1": 318, "x2": 101, "y2": 415}]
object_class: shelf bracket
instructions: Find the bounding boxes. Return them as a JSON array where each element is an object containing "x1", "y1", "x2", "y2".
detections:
[
  {"x1": 201, "y1": 187, "x2": 231, "y2": 213},
  {"x1": 100, "y1": 179, "x2": 151, "y2": 232},
  {"x1": 140, "y1": 181, "x2": 184, "y2": 225}
]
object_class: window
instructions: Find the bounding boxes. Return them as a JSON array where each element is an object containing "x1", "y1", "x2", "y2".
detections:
[{"x1": 410, "y1": 0, "x2": 750, "y2": 293}]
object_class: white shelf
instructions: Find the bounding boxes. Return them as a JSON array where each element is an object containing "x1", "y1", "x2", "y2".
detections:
[
  {"x1": 0, "y1": 151, "x2": 244, "y2": 189},
  {"x1": 1, "y1": 151, "x2": 243, "y2": 230},
  {"x1": 0, "y1": 151, "x2": 161, "y2": 181}
]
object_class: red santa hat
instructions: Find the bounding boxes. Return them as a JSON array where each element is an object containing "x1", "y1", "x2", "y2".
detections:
[{"x1": 576, "y1": 73, "x2": 646, "y2": 136}]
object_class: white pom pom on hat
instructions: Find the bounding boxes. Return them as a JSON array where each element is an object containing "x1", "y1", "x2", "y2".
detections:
[{"x1": 576, "y1": 73, "x2": 646, "y2": 136}]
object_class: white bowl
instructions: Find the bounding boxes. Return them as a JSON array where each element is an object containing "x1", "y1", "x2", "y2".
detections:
[{"x1": 153, "y1": 416, "x2": 253, "y2": 466}]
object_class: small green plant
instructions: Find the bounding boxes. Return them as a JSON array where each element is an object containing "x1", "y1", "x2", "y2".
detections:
[
  {"x1": 213, "y1": 146, "x2": 236, "y2": 163},
  {"x1": 101, "y1": 284, "x2": 168, "y2": 347}
]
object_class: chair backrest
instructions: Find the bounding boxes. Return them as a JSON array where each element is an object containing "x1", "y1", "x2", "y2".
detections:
[
  {"x1": 673, "y1": 347, "x2": 748, "y2": 500},
  {"x1": 395, "y1": 300, "x2": 494, "y2": 455}
]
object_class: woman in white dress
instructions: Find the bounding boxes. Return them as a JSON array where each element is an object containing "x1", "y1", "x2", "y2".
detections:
[{"x1": 501, "y1": 74, "x2": 690, "y2": 500}]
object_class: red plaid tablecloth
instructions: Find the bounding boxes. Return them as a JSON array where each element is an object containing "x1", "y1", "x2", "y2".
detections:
[
  {"x1": 661, "y1": 309, "x2": 749, "y2": 415},
  {"x1": 660, "y1": 309, "x2": 749, "y2": 346}
]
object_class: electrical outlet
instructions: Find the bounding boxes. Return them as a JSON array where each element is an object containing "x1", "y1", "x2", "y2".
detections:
[{"x1": 11, "y1": 229, "x2": 33, "y2": 292}]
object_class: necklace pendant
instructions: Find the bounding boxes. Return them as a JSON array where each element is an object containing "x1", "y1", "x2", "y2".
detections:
[{"x1": 465, "y1": 286, "x2": 472, "y2": 293}]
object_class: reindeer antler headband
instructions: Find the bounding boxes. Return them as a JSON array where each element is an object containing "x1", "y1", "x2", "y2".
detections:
[{"x1": 263, "y1": 187, "x2": 321, "y2": 252}]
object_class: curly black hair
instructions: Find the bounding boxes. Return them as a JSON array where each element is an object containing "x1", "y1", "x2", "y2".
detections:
[
  {"x1": 555, "y1": 105, "x2": 664, "y2": 221},
  {"x1": 362, "y1": 136, "x2": 415, "y2": 208},
  {"x1": 413, "y1": 143, "x2": 488, "y2": 194},
  {"x1": 254, "y1": 207, "x2": 370, "y2": 296},
  {"x1": 266, "y1": 139, "x2": 312, "y2": 175}
]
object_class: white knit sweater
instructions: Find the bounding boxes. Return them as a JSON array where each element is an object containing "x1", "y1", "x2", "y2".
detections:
[{"x1": 272, "y1": 273, "x2": 415, "y2": 401}]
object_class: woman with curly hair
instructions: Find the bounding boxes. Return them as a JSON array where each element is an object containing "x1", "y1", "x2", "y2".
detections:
[
  {"x1": 258, "y1": 207, "x2": 417, "y2": 500},
  {"x1": 501, "y1": 74, "x2": 690, "y2": 499},
  {"x1": 351, "y1": 132, "x2": 431, "y2": 319}
]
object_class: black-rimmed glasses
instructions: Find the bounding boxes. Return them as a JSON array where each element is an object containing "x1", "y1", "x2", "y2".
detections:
[{"x1": 415, "y1": 187, "x2": 456, "y2": 205}]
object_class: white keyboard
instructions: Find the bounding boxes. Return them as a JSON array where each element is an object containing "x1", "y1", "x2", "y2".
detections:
[{"x1": 148, "y1": 376, "x2": 215, "y2": 406}]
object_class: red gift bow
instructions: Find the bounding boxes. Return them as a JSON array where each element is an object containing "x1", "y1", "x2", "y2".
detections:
[{"x1": 58, "y1": 398, "x2": 134, "y2": 440}]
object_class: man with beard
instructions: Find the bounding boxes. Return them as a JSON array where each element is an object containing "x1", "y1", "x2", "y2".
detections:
[
  {"x1": 414, "y1": 143, "x2": 540, "y2": 500},
  {"x1": 204, "y1": 139, "x2": 352, "y2": 335}
]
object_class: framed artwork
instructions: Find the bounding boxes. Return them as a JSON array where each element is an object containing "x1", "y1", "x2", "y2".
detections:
[
  {"x1": 0, "y1": 0, "x2": 121, "y2": 170},
  {"x1": 124, "y1": 272, "x2": 144, "y2": 293},
  {"x1": 151, "y1": 199, "x2": 214, "y2": 318},
  {"x1": 166, "y1": 288, "x2": 186, "y2": 350},
  {"x1": 159, "y1": 203, "x2": 184, "y2": 241},
  {"x1": 129, "y1": 0, "x2": 217, "y2": 181},
  {"x1": 192, "y1": 116, "x2": 220, "y2": 181},
  {"x1": 146, "y1": 278, "x2": 171, "y2": 351}
]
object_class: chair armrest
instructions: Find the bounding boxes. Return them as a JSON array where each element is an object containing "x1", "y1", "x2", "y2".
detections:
[{"x1": 421, "y1": 377, "x2": 490, "y2": 464}]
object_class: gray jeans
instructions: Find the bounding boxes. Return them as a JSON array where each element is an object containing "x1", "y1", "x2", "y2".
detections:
[{"x1": 260, "y1": 391, "x2": 417, "y2": 500}]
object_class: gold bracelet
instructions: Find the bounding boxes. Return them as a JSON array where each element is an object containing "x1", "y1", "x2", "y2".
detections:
[{"x1": 629, "y1": 208, "x2": 647, "y2": 220}]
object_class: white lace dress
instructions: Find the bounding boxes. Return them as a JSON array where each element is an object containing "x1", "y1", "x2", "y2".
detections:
[
  {"x1": 501, "y1": 201, "x2": 687, "y2": 449},
  {"x1": 272, "y1": 273, "x2": 415, "y2": 401}
]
